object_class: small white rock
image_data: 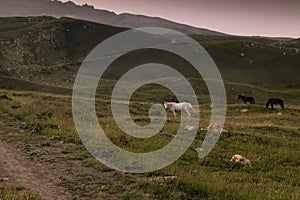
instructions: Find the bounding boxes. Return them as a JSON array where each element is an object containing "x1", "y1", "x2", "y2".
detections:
[
  {"x1": 241, "y1": 109, "x2": 249, "y2": 113},
  {"x1": 185, "y1": 125, "x2": 196, "y2": 131},
  {"x1": 194, "y1": 147, "x2": 203, "y2": 153}
]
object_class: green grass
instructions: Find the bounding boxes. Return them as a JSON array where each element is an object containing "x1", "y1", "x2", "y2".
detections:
[
  {"x1": 0, "y1": 83, "x2": 299, "y2": 199},
  {"x1": 0, "y1": 186, "x2": 41, "y2": 200}
]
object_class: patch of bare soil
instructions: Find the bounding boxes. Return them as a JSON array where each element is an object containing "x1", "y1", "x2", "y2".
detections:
[
  {"x1": 0, "y1": 140, "x2": 71, "y2": 199},
  {"x1": 0, "y1": 113, "x2": 71, "y2": 199}
]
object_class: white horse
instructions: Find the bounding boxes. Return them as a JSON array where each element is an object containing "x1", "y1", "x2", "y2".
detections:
[{"x1": 163, "y1": 102, "x2": 196, "y2": 120}]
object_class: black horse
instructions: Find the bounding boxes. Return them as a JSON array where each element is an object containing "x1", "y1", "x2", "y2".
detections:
[
  {"x1": 238, "y1": 95, "x2": 255, "y2": 104},
  {"x1": 266, "y1": 98, "x2": 284, "y2": 110}
]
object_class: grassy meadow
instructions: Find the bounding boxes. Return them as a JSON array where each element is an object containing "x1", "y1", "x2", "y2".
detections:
[{"x1": 0, "y1": 78, "x2": 299, "y2": 199}]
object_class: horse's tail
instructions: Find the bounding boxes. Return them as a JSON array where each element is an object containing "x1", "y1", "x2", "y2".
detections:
[
  {"x1": 280, "y1": 100, "x2": 284, "y2": 110},
  {"x1": 189, "y1": 104, "x2": 197, "y2": 113}
]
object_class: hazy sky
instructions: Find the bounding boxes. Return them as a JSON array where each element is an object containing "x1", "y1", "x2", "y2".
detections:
[{"x1": 61, "y1": 0, "x2": 300, "y2": 38}]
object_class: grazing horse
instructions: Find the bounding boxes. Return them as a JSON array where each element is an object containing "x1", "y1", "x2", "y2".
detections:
[
  {"x1": 266, "y1": 98, "x2": 284, "y2": 110},
  {"x1": 238, "y1": 95, "x2": 255, "y2": 104},
  {"x1": 163, "y1": 102, "x2": 196, "y2": 120}
]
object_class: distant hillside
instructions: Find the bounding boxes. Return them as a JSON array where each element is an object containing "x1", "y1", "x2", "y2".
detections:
[
  {"x1": 0, "y1": 0, "x2": 225, "y2": 36},
  {"x1": 0, "y1": 16, "x2": 300, "y2": 91}
]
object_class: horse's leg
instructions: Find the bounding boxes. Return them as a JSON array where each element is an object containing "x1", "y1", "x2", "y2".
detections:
[
  {"x1": 172, "y1": 110, "x2": 177, "y2": 120},
  {"x1": 169, "y1": 107, "x2": 176, "y2": 119},
  {"x1": 271, "y1": 103, "x2": 274, "y2": 109},
  {"x1": 266, "y1": 100, "x2": 270, "y2": 109},
  {"x1": 185, "y1": 109, "x2": 191, "y2": 121}
]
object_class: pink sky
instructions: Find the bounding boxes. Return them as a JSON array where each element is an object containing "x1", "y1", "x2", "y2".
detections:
[{"x1": 61, "y1": 0, "x2": 300, "y2": 38}]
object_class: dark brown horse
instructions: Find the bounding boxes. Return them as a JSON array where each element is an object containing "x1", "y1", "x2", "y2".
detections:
[
  {"x1": 238, "y1": 95, "x2": 255, "y2": 104},
  {"x1": 266, "y1": 98, "x2": 284, "y2": 110}
]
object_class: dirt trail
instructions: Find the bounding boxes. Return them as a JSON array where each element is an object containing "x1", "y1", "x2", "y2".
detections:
[
  {"x1": 0, "y1": 110, "x2": 145, "y2": 199},
  {"x1": 0, "y1": 115, "x2": 70, "y2": 199}
]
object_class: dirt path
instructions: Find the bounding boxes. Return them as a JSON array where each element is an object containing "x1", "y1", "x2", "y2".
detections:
[
  {"x1": 0, "y1": 109, "x2": 155, "y2": 199},
  {"x1": 0, "y1": 115, "x2": 71, "y2": 199}
]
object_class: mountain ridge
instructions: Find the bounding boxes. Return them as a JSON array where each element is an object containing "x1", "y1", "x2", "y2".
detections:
[{"x1": 0, "y1": 0, "x2": 226, "y2": 36}]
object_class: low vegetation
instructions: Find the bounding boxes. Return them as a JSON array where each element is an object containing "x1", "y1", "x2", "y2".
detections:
[
  {"x1": 0, "y1": 186, "x2": 40, "y2": 200},
  {"x1": 0, "y1": 80, "x2": 299, "y2": 199}
]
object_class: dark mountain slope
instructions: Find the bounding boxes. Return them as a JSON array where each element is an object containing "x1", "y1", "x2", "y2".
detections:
[{"x1": 0, "y1": 17, "x2": 299, "y2": 89}]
